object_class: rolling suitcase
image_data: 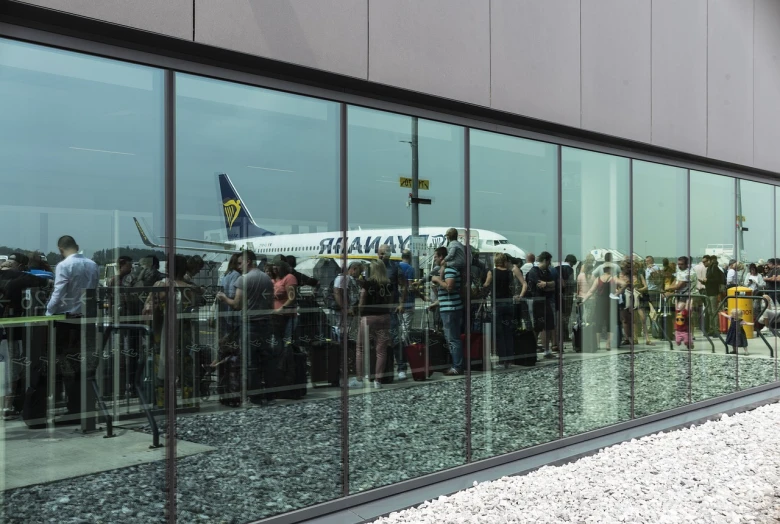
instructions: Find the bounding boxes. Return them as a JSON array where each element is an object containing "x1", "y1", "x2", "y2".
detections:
[
  {"x1": 275, "y1": 344, "x2": 307, "y2": 400},
  {"x1": 404, "y1": 341, "x2": 433, "y2": 381},
  {"x1": 512, "y1": 329, "x2": 537, "y2": 367},
  {"x1": 461, "y1": 332, "x2": 485, "y2": 371}
]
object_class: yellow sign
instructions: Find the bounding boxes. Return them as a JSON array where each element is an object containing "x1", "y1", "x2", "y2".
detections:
[{"x1": 399, "y1": 177, "x2": 429, "y2": 190}]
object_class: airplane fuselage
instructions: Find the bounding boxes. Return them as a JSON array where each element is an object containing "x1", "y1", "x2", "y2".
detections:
[{"x1": 228, "y1": 227, "x2": 526, "y2": 261}]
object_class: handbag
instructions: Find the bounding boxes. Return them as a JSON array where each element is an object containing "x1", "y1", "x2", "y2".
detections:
[
  {"x1": 207, "y1": 298, "x2": 218, "y2": 329},
  {"x1": 472, "y1": 303, "x2": 485, "y2": 333}
]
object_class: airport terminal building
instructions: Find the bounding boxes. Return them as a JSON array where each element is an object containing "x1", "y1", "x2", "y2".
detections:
[{"x1": 1, "y1": 1, "x2": 780, "y2": 523}]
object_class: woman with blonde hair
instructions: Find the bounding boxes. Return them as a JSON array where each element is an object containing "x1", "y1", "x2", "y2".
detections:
[
  {"x1": 492, "y1": 253, "x2": 516, "y2": 368},
  {"x1": 349, "y1": 259, "x2": 394, "y2": 389}
]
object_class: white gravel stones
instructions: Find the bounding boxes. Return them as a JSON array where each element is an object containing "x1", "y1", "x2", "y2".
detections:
[{"x1": 372, "y1": 402, "x2": 780, "y2": 524}]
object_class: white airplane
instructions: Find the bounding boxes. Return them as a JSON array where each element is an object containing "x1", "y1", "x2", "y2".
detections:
[{"x1": 133, "y1": 174, "x2": 527, "y2": 264}]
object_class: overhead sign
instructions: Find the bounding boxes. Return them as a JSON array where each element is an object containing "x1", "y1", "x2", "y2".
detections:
[{"x1": 399, "y1": 177, "x2": 430, "y2": 190}]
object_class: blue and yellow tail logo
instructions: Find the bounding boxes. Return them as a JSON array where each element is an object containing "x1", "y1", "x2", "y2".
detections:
[{"x1": 223, "y1": 199, "x2": 242, "y2": 229}]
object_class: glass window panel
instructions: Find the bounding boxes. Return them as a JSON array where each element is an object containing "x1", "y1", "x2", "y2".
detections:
[
  {"x1": 469, "y1": 129, "x2": 559, "y2": 460},
  {"x1": 0, "y1": 38, "x2": 167, "y2": 520},
  {"x1": 347, "y1": 107, "x2": 466, "y2": 493},
  {"x1": 689, "y1": 170, "x2": 737, "y2": 401},
  {"x1": 175, "y1": 72, "x2": 342, "y2": 521},
  {"x1": 632, "y1": 161, "x2": 691, "y2": 417},
  {"x1": 775, "y1": 187, "x2": 780, "y2": 382},
  {"x1": 735, "y1": 180, "x2": 776, "y2": 389},
  {"x1": 561, "y1": 147, "x2": 631, "y2": 436}
]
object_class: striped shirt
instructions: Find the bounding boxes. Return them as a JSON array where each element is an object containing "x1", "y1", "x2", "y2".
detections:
[{"x1": 438, "y1": 267, "x2": 463, "y2": 312}]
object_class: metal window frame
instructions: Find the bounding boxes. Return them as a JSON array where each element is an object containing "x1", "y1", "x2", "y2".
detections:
[{"x1": 2, "y1": 14, "x2": 780, "y2": 524}]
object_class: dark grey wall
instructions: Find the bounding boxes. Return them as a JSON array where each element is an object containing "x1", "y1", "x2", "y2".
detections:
[{"x1": 17, "y1": 0, "x2": 780, "y2": 172}]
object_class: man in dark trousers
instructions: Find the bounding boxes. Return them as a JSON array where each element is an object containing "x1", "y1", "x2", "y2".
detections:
[
  {"x1": 217, "y1": 250, "x2": 275, "y2": 405},
  {"x1": 46, "y1": 235, "x2": 99, "y2": 420}
]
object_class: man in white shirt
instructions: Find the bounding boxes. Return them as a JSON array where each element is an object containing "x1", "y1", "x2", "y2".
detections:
[
  {"x1": 693, "y1": 257, "x2": 707, "y2": 294},
  {"x1": 726, "y1": 259, "x2": 738, "y2": 288},
  {"x1": 668, "y1": 256, "x2": 698, "y2": 296},
  {"x1": 592, "y1": 252, "x2": 622, "y2": 278},
  {"x1": 520, "y1": 253, "x2": 536, "y2": 277},
  {"x1": 46, "y1": 235, "x2": 99, "y2": 316},
  {"x1": 46, "y1": 235, "x2": 98, "y2": 419}
]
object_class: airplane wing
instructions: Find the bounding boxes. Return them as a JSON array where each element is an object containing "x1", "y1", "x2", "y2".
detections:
[{"x1": 133, "y1": 217, "x2": 236, "y2": 254}]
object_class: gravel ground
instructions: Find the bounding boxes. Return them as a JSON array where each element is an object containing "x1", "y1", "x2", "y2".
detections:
[
  {"x1": 372, "y1": 402, "x2": 780, "y2": 524},
  {"x1": 0, "y1": 352, "x2": 776, "y2": 523}
]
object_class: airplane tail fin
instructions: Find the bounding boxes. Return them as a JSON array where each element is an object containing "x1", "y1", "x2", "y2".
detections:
[{"x1": 218, "y1": 174, "x2": 274, "y2": 240}]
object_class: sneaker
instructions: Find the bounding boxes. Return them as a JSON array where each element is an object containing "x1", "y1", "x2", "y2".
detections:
[
  {"x1": 493, "y1": 364, "x2": 506, "y2": 371},
  {"x1": 347, "y1": 377, "x2": 364, "y2": 389},
  {"x1": 397, "y1": 371, "x2": 407, "y2": 381},
  {"x1": 444, "y1": 368, "x2": 462, "y2": 376},
  {"x1": 372, "y1": 380, "x2": 382, "y2": 389},
  {"x1": 544, "y1": 352, "x2": 555, "y2": 359}
]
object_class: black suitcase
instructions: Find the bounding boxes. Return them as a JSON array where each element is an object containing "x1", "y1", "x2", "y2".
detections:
[
  {"x1": 512, "y1": 329, "x2": 537, "y2": 367},
  {"x1": 22, "y1": 364, "x2": 47, "y2": 429},
  {"x1": 572, "y1": 303, "x2": 598, "y2": 353},
  {"x1": 308, "y1": 339, "x2": 356, "y2": 387},
  {"x1": 275, "y1": 345, "x2": 307, "y2": 400}
]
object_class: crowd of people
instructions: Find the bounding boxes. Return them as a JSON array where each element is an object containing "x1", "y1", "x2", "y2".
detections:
[{"x1": 3, "y1": 230, "x2": 779, "y2": 421}]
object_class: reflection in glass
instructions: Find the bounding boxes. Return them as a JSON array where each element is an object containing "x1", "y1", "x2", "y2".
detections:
[
  {"x1": 689, "y1": 171, "x2": 737, "y2": 401},
  {"x1": 175, "y1": 73, "x2": 342, "y2": 520},
  {"x1": 733, "y1": 180, "x2": 775, "y2": 389},
  {"x1": 0, "y1": 38, "x2": 167, "y2": 521},
  {"x1": 469, "y1": 130, "x2": 559, "y2": 460},
  {"x1": 632, "y1": 161, "x2": 690, "y2": 416},
  {"x1": 561, "y1": 147, "x2": 631, "y2": 435},
  {"x1": 347, "y1": 107, "x2": 466, "y2": 493}
]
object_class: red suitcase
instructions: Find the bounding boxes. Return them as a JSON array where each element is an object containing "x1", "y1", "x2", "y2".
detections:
[
  {"x1": 404, "y1": 343, "x2": 433, "y2": 381},
  {"x1": 461, "y1": 333, "x2": 485, "y2": 371}
]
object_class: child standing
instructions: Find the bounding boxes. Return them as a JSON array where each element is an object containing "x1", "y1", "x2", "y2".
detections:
[
  {"x1": 674, "y1": 303, "x2": 694, "y2": 350},
  {"x1": 721, "y1": 309, "x2": 750, "y2": 355}
]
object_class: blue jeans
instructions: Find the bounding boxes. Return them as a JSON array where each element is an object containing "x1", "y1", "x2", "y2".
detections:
[
  {"x1": 390, "y1": 311, "x2": 407, "y2": 372},
  {"x1": 440, "y1": 310, "x2": 463, "y2": 371}
]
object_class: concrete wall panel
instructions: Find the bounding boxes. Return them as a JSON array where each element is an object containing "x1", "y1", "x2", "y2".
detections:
[
  {"x1": 490, "y1": 0, "x2": 580, "y2": 127},
  {"x1": 16, "y1": 0, "x2": 193, "y2": 40},
  {"x1": 368, "y1": 0, "x2": 490, "y2": 106},
  {"x1": 581, "y1": 0, "x2": 652, "y2": 143},
  {"x1": 753, "y1": 0, "x2": 780, "y2": 172},
  {"x1": 651, "y1": 0, "x2": 707, "y2": 156},
  {"x1": 707, "y1": 0, "x2": 754, "y2": 166},
  {"x1": 195, "y1": 0, "x2": 368, "y2": 79}
]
